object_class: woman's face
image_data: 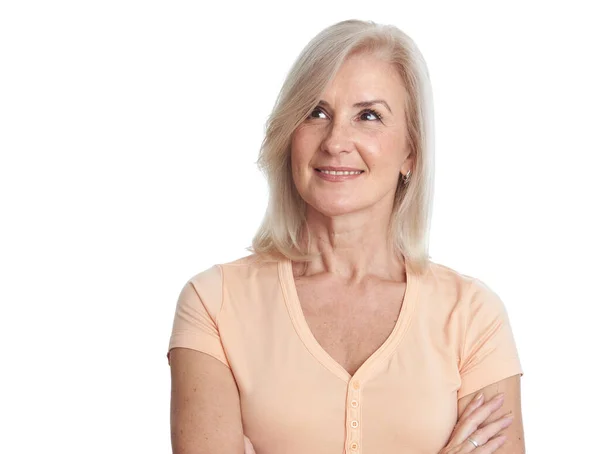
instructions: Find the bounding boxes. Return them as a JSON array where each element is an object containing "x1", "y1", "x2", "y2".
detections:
[{"x1": 290, "y1": 52, "x2": 412, "y2": 218}]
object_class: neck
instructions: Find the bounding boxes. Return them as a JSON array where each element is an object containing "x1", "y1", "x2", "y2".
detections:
[{"x1": 299, "y1": 203, "x2": 405, "y2": 283}]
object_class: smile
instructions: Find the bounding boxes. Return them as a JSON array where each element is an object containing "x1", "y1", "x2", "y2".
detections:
[
  {"x1": 314, "y1": 168, "x2": 365, "y2": 182},
  {"x1": 318, "y1": 170, "x2": 363, "y2": 175}
]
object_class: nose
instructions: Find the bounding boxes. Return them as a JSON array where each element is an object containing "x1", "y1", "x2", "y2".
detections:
[{"x1": 320, "y1": 120, "x2": 354, "y2": 155}]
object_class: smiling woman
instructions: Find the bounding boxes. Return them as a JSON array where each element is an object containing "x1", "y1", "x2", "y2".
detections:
[
  {"x1": 290, "y1": 53, "x2": 411, "y2": 220},
  {"x1": 167, "y1": 19, "x2": 525, "y2": 454},
  {"x1": 252, "y1": 21, "x2": 435, "y2": 268}
]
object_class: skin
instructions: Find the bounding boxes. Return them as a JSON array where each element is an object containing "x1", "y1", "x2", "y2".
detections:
[
  {"x1": 289, "y1": 51, "x2": 526, "y2": 452},
  {"x1": 170, "y1": 51, "x2": 525, "y2": 454},
  {"x1": 170, "y1": 348, "x2": 244, "y2": 454},
  {"x1": 455, "y1": 374, "x2": 525, "y2": 453}
]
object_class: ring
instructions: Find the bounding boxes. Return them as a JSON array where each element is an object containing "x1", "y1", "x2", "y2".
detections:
[{"x1": 467, "y1": 437, "x2": 480, "y2": 448}]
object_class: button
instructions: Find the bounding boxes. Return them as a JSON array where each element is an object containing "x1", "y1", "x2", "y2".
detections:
[
  {"x1": 350, "y1": 400, "x2": 359, "y2": 408},
  {"x1": 350, "y1": 420, "x2": 359, "y2": 428},
  {"x1": 350, "y1": 442, "x2": 359, "y2": 450},
  {"x1": 352, "y1": 380, "x2": 360, "y2": 390}
]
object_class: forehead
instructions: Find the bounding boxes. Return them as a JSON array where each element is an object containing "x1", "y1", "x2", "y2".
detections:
[{"x1": 322, "y1": 53, "x2": 406, "y2": 104}]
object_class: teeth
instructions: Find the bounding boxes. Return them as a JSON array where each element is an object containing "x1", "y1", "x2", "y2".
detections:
[{"x1": 320, "y1": 170, "x2": 362, "y2": 175}]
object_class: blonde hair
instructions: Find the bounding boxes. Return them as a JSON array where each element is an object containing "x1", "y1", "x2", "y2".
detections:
[{"x1": 249, "y1": 19, "x2": 435, "y2": 275}]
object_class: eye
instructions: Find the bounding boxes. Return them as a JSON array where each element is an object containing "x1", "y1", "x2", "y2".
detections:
[
  {"x1": 359, "y1": 108, "x2": 383, "y2": 122},
  {"x1": 307, "y1": 107, "x2": 328, "y2": 120}
]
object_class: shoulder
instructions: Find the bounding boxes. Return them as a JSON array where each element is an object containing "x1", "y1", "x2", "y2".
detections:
[
  {"x1": 421, "y1": 260, "x2": 478, "y2": 298},
  {"x1": 219, "y1": 252, "x2": 277, "y2": 269},
  {"x1": 420, "y1": 260, "x2": 505, "y2": 313},
  {"x1": 186, "y1": 253, "x2": 281, "y2": 295},
  {"x1": 219, "y1": 252, "x2": 281, "y2": 282}
]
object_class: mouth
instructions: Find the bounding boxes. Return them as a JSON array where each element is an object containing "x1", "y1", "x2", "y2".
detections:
[
  {"x1": 315, "y1": 168, "x2": 365, "y2": 176},
  {"x1": 314, "y1": 167, "x2": 365, "y2": 182}
]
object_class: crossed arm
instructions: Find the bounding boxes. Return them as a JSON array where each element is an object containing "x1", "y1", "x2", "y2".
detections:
[
  {"x1": 456, "y1": 374, "x2": 525, "y2": 453},
  {"x1": 170, "y1": 348, "x2": 525, "y2": 453}
]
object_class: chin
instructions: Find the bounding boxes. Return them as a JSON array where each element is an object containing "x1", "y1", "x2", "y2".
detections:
[{"x1": 309, "y1": 198, "x2": 366, "y2": 217}]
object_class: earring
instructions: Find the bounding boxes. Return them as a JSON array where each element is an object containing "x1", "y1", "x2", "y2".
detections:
[{"x1": 402, "y1": 169, "x2": 412, "y2": 184}]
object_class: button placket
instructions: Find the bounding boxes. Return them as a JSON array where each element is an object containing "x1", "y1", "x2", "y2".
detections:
[{"x1": 346, "y1": 379, "x2": 362, "y2": 452}]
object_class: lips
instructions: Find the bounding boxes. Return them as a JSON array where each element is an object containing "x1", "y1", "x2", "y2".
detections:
[
  {"x1": 317, "y1": 169, "x2": 363, "y2": 175},
  {"x1": 316, "y1": 166, "x2": 364, "y2": 172},
  {"x1": 314, "y1": 167, "x2": 364, "y2": 181}
]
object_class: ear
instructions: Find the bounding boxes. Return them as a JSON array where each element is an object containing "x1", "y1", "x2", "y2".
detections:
[{"x1": 400, "y1": 153, "x2": 414, "y2": 176}]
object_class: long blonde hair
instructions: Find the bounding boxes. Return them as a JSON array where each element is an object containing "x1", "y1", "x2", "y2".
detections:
[{"x1": 250, "y1": 19, "x2": 435, "y2": 275}]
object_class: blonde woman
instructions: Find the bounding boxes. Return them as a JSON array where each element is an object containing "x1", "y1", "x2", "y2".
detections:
[{"x1": 167, "y1": 19, "x2": 525, "y2": 454}]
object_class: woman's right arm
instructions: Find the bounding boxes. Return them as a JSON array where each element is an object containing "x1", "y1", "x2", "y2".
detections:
[{"x1": 169, "y1": 347, "x2": 245, "y2": 454}]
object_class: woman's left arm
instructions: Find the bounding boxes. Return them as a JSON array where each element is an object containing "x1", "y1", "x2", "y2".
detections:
[{"x1": 457, "y1": 374, "x2": 525, "y2": 453}]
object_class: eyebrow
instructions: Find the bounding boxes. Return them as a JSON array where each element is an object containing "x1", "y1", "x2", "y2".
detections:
[{"x1": 317, "y1": 99, "x2": 393, "y2": 114}]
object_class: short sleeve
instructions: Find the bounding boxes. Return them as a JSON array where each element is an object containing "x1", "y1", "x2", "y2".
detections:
[
  {"x1": 457, "y1": 278, "x2": 523, "y2": 398},
  {"x1": 166, "y1": 264, "x2": 230, "y2": 369}
]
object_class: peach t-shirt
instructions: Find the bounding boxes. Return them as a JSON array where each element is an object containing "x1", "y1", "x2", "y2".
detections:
[{"x1": 167, "y1": 254, "x2": 523, "y2": 454}]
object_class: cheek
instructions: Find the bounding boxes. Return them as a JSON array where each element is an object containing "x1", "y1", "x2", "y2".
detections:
[
  {"x1": 290, "y1": 138, "x2": 309, "y2": 184},
  {"x1": 368, "y1": 134, "x2": 406, "y2": 168},
  {"x1": 359, "y1": 139, "x2": 394, "y2": 170},
  {"x1": 291, "y1": 129, "x2": 317, "y2": 166}
]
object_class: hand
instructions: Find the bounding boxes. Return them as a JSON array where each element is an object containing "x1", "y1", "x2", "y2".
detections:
[
  {"x1": 440, "y1": 392, "x2": 513, "y2": 453},
  {"x1": 244, "y1": 435, "x2": 257, "y2": 454}
]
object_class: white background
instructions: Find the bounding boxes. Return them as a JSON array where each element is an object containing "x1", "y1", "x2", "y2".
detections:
[{"x1": 1, "y1": 1, "x2": 598, "y2": 452}]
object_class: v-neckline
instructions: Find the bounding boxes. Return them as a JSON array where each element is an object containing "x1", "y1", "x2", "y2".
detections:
[{"x1": 278, "y1": 257, "x2": 419, "y2": 383}]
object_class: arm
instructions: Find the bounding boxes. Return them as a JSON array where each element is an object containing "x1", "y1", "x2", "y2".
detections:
[
  {"x1": 168, "y1": 266, "x2": 244, "y2": 453},
  {"x1": 457, "y1": 374, "x2": 525, "y2": 453},
  {"x1": 170, "y1": 347, "x2": 244, "y2": 454}
]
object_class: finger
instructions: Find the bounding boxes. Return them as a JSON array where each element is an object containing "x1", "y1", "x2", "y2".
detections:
[
  {"x1": 448, "y1": 392, "x2": 485, "y2": 439},
  {"x1": 461, "y1": 413, "x2": 512, "y2": 453},
  {"x1": 470, "y1": 413, "x2": 513, "y2": 445},
  {"x1": 460, "y1": 392, "x2": 485, "y2": 421},
  {"x1": 458, "y1": 392, "x2": 502, "y2": 427},
  {"x1": 464, "y1": 414, "x2": 513, "y2": 452},
  {"x1": 449, "y1": 393, "x2": 505, "y2": 447},
  {"x1": 244, "y1": 435, "x2": 257, "y2": 454},
  {"x1": 474, "y1": 434, "x2": 507, "y2": 453}
]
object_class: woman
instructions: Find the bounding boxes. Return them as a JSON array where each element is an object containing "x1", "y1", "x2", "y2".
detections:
[{"x1": 167, "y1": 19, "x2": 525, "y2": 454}]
